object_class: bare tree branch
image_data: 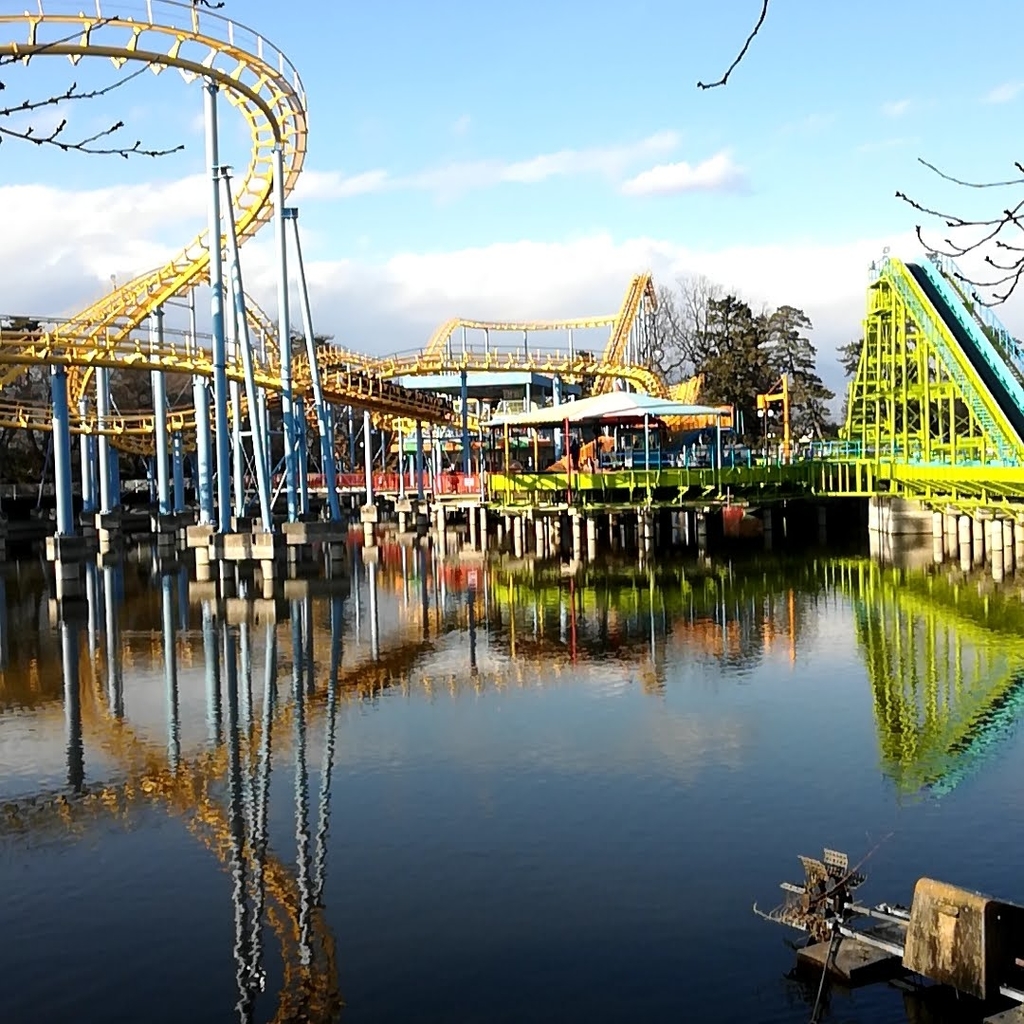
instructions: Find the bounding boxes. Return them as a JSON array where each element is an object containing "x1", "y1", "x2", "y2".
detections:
[
  {"x1": 0, "y1": 18, "x2": 183, "y2": 159},
  {"x1": 697, "y1": 0, "x2": 770, "y2": 90},
  {"x1": 898, "y1": 159, "x2": 1024, "y2": 304}
]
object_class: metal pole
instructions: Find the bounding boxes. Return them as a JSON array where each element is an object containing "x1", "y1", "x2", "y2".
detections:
[
  {"x1": 151, "y1": 308, "x2": 172, "y2": 516},
  {"x1": 460, "y1": 368, "x2": 470, "y2": 475},
  {"x1": 51, "y1": 365, "x2": 75, "y2": 537},
  {"x1": 296, "y1": 396, "x2": 309, "y2": 516},
  {"x1": 273, "y1": 145, "x2": 299, "y2": 522},
  {"x1": 415, "y1": 420, "x2": 425, "y2": 500},
  {"x1": 219, "y1": 169, "x2": 274, "y2": 532},
  {"x1": 397, "y1": 422, "x2": 406, "y2": 498},
  {"x1": 363, "y1": 409, "x2": 374, "y2": 506},
  {"x1": 190, "y1": 288, "x2": 214, "y2": 524},
  {"x1": 287, "y1": 209, "x2": 341, "y2": 522},
  {"x1": 205, "y1": 82, "x2": 232, "y2": 534},
  {"x1": 96, "y1": 365, "x2": 114, "y2": 513},
  {"x1": 172, "y1": 432, "x2": 186, "y2": 513},
  {"x1": 78, "y1": 399, "x2": 96, "y2": 514}
]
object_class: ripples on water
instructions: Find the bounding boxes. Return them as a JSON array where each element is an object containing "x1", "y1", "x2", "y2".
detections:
[{"x1": 1, "y1": 543, "x2": 1024, "y2": 1024}]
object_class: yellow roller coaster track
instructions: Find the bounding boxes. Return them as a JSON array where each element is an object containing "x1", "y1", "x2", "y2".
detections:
[{"x1": 0, "y1": 0, "x2": 453, "y2": 436}]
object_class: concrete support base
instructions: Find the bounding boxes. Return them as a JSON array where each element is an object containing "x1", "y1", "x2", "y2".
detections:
[
  {"x1": 45, "y1": 534, "x2": 97, "y2": 563},
  {"x1": 869, "y1": 496, "x2": 933, "y2": 536}
]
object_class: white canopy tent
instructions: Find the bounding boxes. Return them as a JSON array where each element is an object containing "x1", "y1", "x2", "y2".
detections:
[{"x1": 489, "y1": 391, "x2": 728, "y2": 428}]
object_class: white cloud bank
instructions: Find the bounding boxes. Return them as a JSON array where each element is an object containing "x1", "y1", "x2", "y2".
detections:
[
  {"x1": 985, "y1": 81, "x2": 1024, "y2": 104},
  {"x1": 620, "y1": 151, "x2": 746, "y2": 196},
  {"x1": 5, "y1": 175, "x2": 1002, "y2": 409}
]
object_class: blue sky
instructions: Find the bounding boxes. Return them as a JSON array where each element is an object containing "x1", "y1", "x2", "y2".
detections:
[{"x1": 2, "y1": 0, "x2": 1024, "y2": 398}]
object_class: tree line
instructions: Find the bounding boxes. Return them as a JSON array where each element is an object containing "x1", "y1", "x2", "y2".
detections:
[{"x1": 652, "y1": 276, "x2": 838, "y2": 441}]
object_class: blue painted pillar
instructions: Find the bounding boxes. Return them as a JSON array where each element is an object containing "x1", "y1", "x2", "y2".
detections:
[
  {"x1": 460, "y1": 368, "x2": 470, "y2": 475},
  {"x1": 151, "y1": 308, "x2": 172, "y2": 516},
  {"x1": 51, "y1": 365, "x2": 75, "y2": 537},
  {"x1": 415, "y1": 420, "x2": 425, "y2": 500},
  {"x1": 109, "y1": 448, "x2": 121, "y2": 510},
  {"x1": 296, "y1": 396, "x2": 309, "y2": 517},
  {"x1": 274, "y1": 145, "x2": 299, "y2": 523},
  {"x1": 172, "y1": 432, "x2": 186, "y2": 513},
  {"x1": 78, "y1": 399, "x2": 96, "y2": 514},
  {"x1": 363, "y1": 409, "x2": 374, "y2": 507},
  {"x1": 189, "y1": 287, "x2": 214, "y2": 524},
  {"x1": 552, "y1": 376, "x2": 563, "y2": 461},
  {"x1": 95, "y1": 365, "x2": 115, "y2": 514},
  {"x1": 206, "y1": 82, "x2": 232, "y2": 535}
]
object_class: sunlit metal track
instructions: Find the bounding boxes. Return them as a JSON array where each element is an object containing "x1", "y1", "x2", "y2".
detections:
[{"x1": 0, "y1": 0, "x2": 453, "y2": 432}]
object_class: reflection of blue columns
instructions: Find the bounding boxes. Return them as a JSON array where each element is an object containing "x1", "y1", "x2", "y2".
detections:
[
  {"x1": 467, "y1": 585, "x2": 477, "y2": 672},
  {"x1": 102, "y1": 563, "x2": 123, "y2": 717},
  {"x1": 96, "y1": 365, "x2": 114, "y2": 513},
  {"x1": 172, "y1": 432, "x2": 186, "y2": 513},
  {"x1": 50, "y1": 365, "x2": 75, "y2": 536},
  {"x1": 162, "y1": 574, "x2": 180, "y2": 771},
  {"x1": 205, "y1": 82, "x2": 232, "y2": 535},
  {"x1": 250, "y1": 617, "x2": 277, "y2": 974},
  {"x1": 79, "y1": 399, "x2": 96, "y2": 514},
  {"x1": 368, "y1": 560, "x2": 379, "y2": 661},
  {"x1": 314, "y1": 594, "x2": 343, "y2": 901},
  {"x1": 417, "y1": 545, "x2": 429, "y2": 639},
  {"x1": 296, "y1": 397, "x2": 309, "y2": 518},
  {"x1": 291, "y1": 596, "x2": 312, "y2": 965},
  {"x1": 0, "y1": 574, "x2": 7, "y2": 670},
  {"x1": 151, "y1": 308, "x2": 172, "y2": 515},
  {"x1": 239, "y1": 620, "x2": 252, "y2": 730},
  {"x1": 61, "y1": 619, "x2": 84, "y2": 791},
  {"x1": 461, "y1": 368, "x2": 470, "y2": 474},
  {"x1": 85, "y1": 562, "x2": 98, "y2": 658},
  {"x1": 287, "y1": 207, "x2": 342, "y2": 522},
  {"x1": 203, "y1": 602, "x2": 222, "y2": 743},
  {"x1": 415, "y1": 420, "x2": 425, "y2": 500}
]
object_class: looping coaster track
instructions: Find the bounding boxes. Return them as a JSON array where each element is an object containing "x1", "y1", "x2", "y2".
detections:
[{"x1": 0, "y1": 1, "x2": 679, "y2": 461}]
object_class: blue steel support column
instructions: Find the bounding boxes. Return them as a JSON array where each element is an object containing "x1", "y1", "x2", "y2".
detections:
[
  {"x1": 205, "y1": 82, "x2": 232, "y2": 535},
  {"x1": 552, "y1": 376, "x2": 563, "y2": 461},
  {"x1": 51, "y1": 365, "x2": 75, "y2": 537},
  {"x1": 460, "y1": 368, "x2": 470, "y2": 475},
  {"x1": 172, "y1": 433, "x2": 186, "y2": 513},
  {"x1": 95, "y1": 366, "x2": 114, "y2": 514},
  {"x1": 78, "y1": 399, "x2": 96, "y2": 514},
  {"x1": 151, "y1": 308, "x2": 172, "y2": 516},
  {"x1": 274, "y1": 145, "x2": 299, "y2": 522},
  {"x1": 287, "y1": 208, "x2": 341, "y2": 522},
  {"x1": 219, "y1": 170, "x2": 273, "y2": 532},
  {"x1": 415, "y1": 420, "x2": 425, "y2": 500},
  {"x1": 189, "y1": 288, "x2": 214, "y2": 524},
  {"x1": 362, "y1": 409, "x2": 374, "y2": 507},
  {"x1": 110, "y1": 449, "x2": 121, "y2": 509},
  {"x1": 296, "y1": 397, "x2": 309, "y2": 516}
]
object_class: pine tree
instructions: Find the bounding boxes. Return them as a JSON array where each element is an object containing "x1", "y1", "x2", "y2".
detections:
[
  {"x1": 836, "y1": 338, "x2": 863, "y2": 427},
  {"x1": 764, "y1": 305, "x2": 834, "y2": 439}
]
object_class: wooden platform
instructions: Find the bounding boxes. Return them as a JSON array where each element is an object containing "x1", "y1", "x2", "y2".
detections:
[{"x1": 797, "y1": 937, "x2": 903, "y2": 986}]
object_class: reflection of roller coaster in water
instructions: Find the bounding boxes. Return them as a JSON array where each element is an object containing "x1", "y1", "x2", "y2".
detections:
[{"x1": 2, "y1": 550, "x2": 1024, "y2": 1017}]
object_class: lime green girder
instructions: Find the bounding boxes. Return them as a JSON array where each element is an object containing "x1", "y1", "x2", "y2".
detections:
[{"x1": 843, "y1": 258, "x2": 1024, "y2": 467}]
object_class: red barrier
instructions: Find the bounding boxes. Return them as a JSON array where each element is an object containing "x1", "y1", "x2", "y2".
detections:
[{"x1": 297, "y1": 471, "x2": 483, "y2": 495}]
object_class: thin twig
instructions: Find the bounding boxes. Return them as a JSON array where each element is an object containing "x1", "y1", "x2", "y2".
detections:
[
  {"x1": 917, "y1": 156, "x2": 1024, "y2": 190},
  {"x1": 697, "y1": 0, "x2": 770, "y2": 90}
]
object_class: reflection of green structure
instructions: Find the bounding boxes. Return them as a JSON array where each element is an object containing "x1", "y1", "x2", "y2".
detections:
[{"x1": 836, "y1": 561, "x2": 1024, "y2": 795}]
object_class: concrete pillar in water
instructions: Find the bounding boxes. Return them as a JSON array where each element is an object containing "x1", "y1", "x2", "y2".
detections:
[
  {"x1": 479, "y1": 506, "x2": 489, "y2": 551},
  {"x1": 990, "y1": 517, "x2": 1005, "y2": 581},
  {"x1": 513, "y1": 516, "x2": 524, "y2": 558},
  {"x1": 608, "y1": 513, "x2": 619, "y2": 550},
  {"x1": 398, "y1": 510, "x2": 408, "y2": 533},
  {"x1": 534, "y1": 516, "x2": 546, "y2": 557},
  {"x1": 1016, "y1": 515, "x2": 1024, "y2": 568},
  {"x1": 496, "y1": 517, "x2": 506, "y2": 546},
  {"x1": 974, "y1": 513, "x2": 987, "y2": 565},
  {"x1": 696, "y1": 512, "x2": 708, "y2": 550},
  {"x1": 571, "y1": 513, "x2": 582, "y2": 562},
  {"x1": 932, "y1": 511, "x2": 944, "y2": 564},
  {"x1": 1003, "y1": 518, "x2": 1015, "y2": 573},
  {"x1": 550, "y1": 514, "x2": 561, "y2": 555},
  {"x1": 469, "y1": 506, "x2": 479, "y2": 549},
  {"x1": 958, "y1": 515, "x2": 972, "y2": 573},
  {"x1": 944, "y1": 513, "x2": 958, "y2": 559},
  {"x1": 586, "y1": 515, "x2": 598, "y2": 560},
  {"x1": 640, "y1": 510, "x2": 653, "y2": 553}
]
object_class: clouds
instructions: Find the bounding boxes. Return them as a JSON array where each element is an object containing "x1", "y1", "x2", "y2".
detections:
[
  {"x1": 984, "y1": 80, "x2": 1024, "y2": 104},
  {"x1": 620, "y1": 151, "x2": 746, "y2": 197},
  {"x1": 284, "y1": 130, "x2": 741, "y2": 203},
  {"x1": 881, "y1": 98, "x2": 912, "y2": 118}
]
